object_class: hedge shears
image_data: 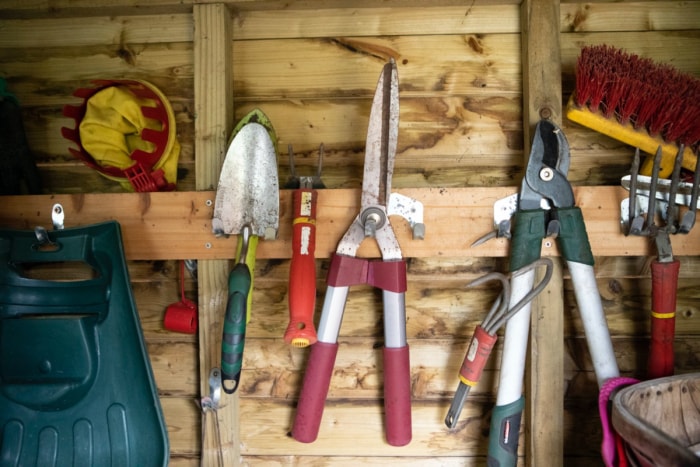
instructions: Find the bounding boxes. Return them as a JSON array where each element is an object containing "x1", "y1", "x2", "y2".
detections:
[{"x1": 291, "y1": 59, "x2": 424, "y2": 447}]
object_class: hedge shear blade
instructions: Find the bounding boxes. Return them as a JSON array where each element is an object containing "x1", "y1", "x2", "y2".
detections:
[
  {"x1": 291, "y1": 59, "x2": 424, "y2": 447},
  {"x1": 475, "y1": 119, "x2": 619, "y2": 467}
]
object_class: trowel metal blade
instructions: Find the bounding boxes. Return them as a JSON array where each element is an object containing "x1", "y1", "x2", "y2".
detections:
[{"x1": 212, "y1": 122, "x2": 279, "y2": 240}]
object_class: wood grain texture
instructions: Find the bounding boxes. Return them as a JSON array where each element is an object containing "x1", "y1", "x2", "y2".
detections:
[
  {"x1": 521, "y1": 0, "x2": 564, "y2": 464},
  {"x1": 193, "y1": 4, "x2": 238, "y2": 467},
  {"x1": 4, "y1": 186, "x2": 699, "y2": 260},
  {"x1": 2, "y1": 1, "x2": 699, "y2": 466}
]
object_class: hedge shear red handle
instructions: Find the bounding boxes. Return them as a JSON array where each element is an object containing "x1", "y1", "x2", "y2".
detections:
[
  {"x1": 648, "y1": 259, "x2": 680, "y2": 378},
  {"x1": 291, "y1": 255, "x2": 411, "y2": 445}
]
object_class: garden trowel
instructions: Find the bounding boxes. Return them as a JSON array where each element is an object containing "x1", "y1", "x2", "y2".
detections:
[{"x1": 212, "y1": 109, "x2": 279, "y2": 394}]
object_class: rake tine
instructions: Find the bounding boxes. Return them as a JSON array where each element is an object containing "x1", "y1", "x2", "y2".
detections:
[
  {"x1": 680, "y1": 147, "x2": 700, "y2": 234},
  {"x1": 666, "y1": 145, "x2": 684, "y2": 233},
  {"x1": 646, "y1": 147, "x2": 663, "y2": 233},
  {"x1": 628, "y1": 148, "x2": 643, "y2": 235}
]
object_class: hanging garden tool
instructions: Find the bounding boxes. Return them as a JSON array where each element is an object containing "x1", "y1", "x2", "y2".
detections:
[
  {"x1": 212, "y1": 109, "x2": 279, "y2": 394},
  {"x1": 163, "y1": 260, "x2": 198, "y2": 334},
  {"x1": 445, "y1": 257, "x2": 553, "y2": 429},
  {"x1": 473, "y1": 119, "x2": 619, "y2": 466},
  {"x1": 284, "y1": 144, "x2": 326, "y2": 348},
  {"x1": 61, "y1": 79, "x2": 180, "y2": 192},
  {"x1": 620, "y1": 146, "x2": 700, "y2": 379},
  {"x1": 291, "y1": 59, "x2": 424, "y2": 447}
]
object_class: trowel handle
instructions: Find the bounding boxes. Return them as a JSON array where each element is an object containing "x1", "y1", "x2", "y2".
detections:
[
  {"x1": 648, "y1": 259, "x2": 680, "y2": 379},
  {"x1": 221, "y1": 262, "x2": 251, "y2": 394},
  {"x1": 285, "y1": 187, "x2": 319, "y2": 347}
]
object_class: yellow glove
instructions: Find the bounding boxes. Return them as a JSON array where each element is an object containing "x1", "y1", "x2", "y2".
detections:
[{"x1": 79, "y1": 81, "x2": 180, "y2": 191}]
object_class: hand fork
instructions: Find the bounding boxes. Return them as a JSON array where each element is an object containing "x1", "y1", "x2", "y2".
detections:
[{"x1": 621, "y1": 145, "x2": 700, "y2": 378}]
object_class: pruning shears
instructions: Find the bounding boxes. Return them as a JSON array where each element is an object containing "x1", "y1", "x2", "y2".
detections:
[
  {"x1": 474, "y1": 119, "x2": 620, "y2": 466},
  {"x1": 291, "y1": 59, "x2": 424, "y2": 447}
]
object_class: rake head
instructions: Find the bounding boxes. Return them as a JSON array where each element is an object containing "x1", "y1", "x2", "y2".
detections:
[{"x1": 621, "y1": 145, "x2": 700, "y2": 260}]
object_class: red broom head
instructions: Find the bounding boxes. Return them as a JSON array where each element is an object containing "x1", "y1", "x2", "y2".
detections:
[{"x1": 573, "y1": 44, "x2": 700, "y2": 151}]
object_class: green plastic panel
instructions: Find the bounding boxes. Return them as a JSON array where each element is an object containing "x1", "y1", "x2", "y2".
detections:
[{"x1": 0, "y1": 221, "x2": 168, "y2": 466}]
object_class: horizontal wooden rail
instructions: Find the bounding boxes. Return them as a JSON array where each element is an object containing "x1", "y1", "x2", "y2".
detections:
[{"x1": 1, "y1": 186, "x2": 696, "y2": 260}]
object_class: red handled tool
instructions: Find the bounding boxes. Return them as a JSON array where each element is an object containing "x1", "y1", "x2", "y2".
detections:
[
  {"x1": 284, "y1": 144, "x2": 325, "y2": 348},
  {"x1": 445, "y1": 258, "x2": 553, "y2": 429},
  {"x1": 621, "y1": 145, "x2": 700, "y2": 379},
  {"x1": 164, "y1": 260, "x2": 198, "y2": 334},
  {"x1": 291, "y1": 59, "x2": 424, "y2": 446}
]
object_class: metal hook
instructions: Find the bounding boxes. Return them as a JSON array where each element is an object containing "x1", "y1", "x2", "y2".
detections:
[{"x1": 466, "y1": 257, "x2": 553, "y2": 334}]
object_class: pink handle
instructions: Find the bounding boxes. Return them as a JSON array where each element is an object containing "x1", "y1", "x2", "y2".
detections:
[
  {"x1": 383, "y1": 345, "x2": 412, "y2": 446},
  {"x1": 291, "y1": 341, "x2": 338, "y2": 443},
  {"x1": 648, "y1": 259, "x2": 680, "y2": 379}
]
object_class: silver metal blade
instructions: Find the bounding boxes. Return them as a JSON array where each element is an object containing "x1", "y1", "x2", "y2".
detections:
[
  {"x1": 212, "y1": 122, "x2": 279, "y2": 240},
  {"x1": 445, "y1": 382, "x2": 471, "y2": 429},
  {"x1": 361, "y1": 59, "x2": 399, "y2": 209}
]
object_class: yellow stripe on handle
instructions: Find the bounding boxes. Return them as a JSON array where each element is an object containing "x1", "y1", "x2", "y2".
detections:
[
  {"x1": 651, "y1": 311, "x2": 676, "y2": 319},
  {"x1": 565, "y1": 96, "x2": 697, "y2": 178},
  {"x1": 459, "y1": 376, "x2": 478, "y2": 387},
  {"x1": 292, "y1": 217, "x2": 316, "y2": 226}
]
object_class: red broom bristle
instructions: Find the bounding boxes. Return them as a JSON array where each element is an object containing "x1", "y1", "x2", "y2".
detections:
[{"x1": 573, "y1": 44, "x2": 700, "y2": 150}]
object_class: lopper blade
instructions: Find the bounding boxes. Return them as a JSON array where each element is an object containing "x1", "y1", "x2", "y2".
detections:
[
  {"x1": 520, "y1": 119, "x2": 574, "y2": 210},
  {"x1": 361, "y1": 59, "x2": 399, "y2": 209}
]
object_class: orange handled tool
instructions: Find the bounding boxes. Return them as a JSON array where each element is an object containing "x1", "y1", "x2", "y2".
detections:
[{"x1": 284, "y1": 145, "x2": 325, "y2": 348}]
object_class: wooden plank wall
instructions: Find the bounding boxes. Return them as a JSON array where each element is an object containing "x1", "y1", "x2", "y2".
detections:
[{"x1": 0, "y1": 1, "x2": 699, "y2": 465}]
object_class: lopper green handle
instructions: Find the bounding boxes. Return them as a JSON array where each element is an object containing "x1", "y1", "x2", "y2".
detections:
[
  {"x1": 487, "y1": 396, "x2": 524, "y2": 467},
  {"x1": 510, "y1": 210, "x2": 546, "y2": 271},
  {"x1": 557, "y1": 206, "x2": 619, "y2": 385},
  {"x1": 554, "y1": 207, "x2": 594, "y2": 266},
  {"x1": 221, "y1": 234, "x2": 258, "y2": 394}
]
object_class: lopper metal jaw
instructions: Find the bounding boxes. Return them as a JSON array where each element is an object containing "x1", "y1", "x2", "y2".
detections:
[
  {"x1": 476, "y1": 120, "x2": 573, "y2": 244},
  {"x1": 518, "y1": 119, "x2": 573, "y2": 211},
  {"x1": 291, "y1": 59, "x2": 423, "y2": 448}
]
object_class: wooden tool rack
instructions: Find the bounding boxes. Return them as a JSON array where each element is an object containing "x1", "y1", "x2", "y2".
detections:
[{"x1": 1, "y1": 1, "x2": 699, "y2": 465}]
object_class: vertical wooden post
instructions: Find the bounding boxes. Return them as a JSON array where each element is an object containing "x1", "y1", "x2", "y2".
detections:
[
  {"x1": 194, "y1": 4, "x2": 237, "y2": 466},
  {"x1": 520, "y1": 0, "x2": 564, "y2": 465}
]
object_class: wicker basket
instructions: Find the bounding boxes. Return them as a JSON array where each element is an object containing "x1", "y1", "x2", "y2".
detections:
[{"x1": 612, "y1": 373, "x2": 700, "y2": 466}]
